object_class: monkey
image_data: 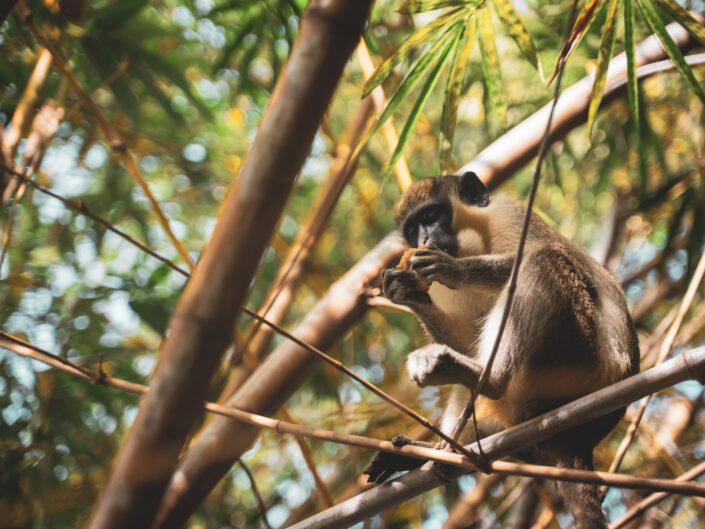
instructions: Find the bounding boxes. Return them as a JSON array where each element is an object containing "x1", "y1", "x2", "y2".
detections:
[{"x1": 364, "y1": 172, "x2": 639, "y2": 529}]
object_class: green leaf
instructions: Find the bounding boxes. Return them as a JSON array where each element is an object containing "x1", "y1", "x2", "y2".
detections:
[
  {"x1": 478, "y1": 7, "x2": 506, "y2": 125},
  {"x1": 440, "y1": 18, "x2": 477, "y2": 171},
  {"x1": 652, "y1": 0, "x2": 705, "y2": 48},
  {"x1": 385, "y1": 34, "x2": 458, "y2": 177},
  {"x1": 491, "y1": 0, "x2": 543, "y2": 80},
  {"x1": 361, "y1": 7, "x2": 466, "y2": 98},
  {"x1": 623, "y1": 0, "x2": 640, "y2": 134},
  {"x1": 399, "y1": 0, "x2": 479, "y2": 15},
  {"x1": 587, "y1": 0, "x2": 620, "y2": 134},
  {"x1": 634, "y1": 0, "x2": 705, "y2": 106},
  {"x1": 350, "y1": 25, "x2": 463, "y2": 166},
  {"x1": 548, "y1": 0, "x2": 603, "y2": 85},
  {"x1": 379, "y1": 29, "x2": 462, "y2": 133}
]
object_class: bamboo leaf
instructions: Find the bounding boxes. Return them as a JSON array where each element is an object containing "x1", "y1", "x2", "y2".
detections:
[
  {"x1": 399, "y1": 0, "x2": 480, "y2": 15},
  {"x1": 478, "y1": 7, "x2": 507, "y2": 125},
  {"x1": 362, "y1": 7, "x2": 465, "y2": 98},
  {"x1": 441, "y1": 18, "x2": 477, "y2": 171},
  {"x1": 624, "y1": 0, "x2": 640, "y2": 134},
  {"x1": 491, "y1": 0, "x2": 544, "y2": 80},
  {"x1": 652, "y1": 0, "x2": 705, "y2": 48},
  {"x1": 635, "y1": 0, "x2": 705, "y2": 106},
  {"x1": 376, "y1": 29, "x2": 461, "y2": 142},
  {"x1": 548, "y1": 0, "x2": 603, "y2": 85},
  {"x1": 386, "y1": 35, "x2": 458, "y2": 177},
  {"x1": 587, "y1": 0, "x2": 619, "y2": 134}
]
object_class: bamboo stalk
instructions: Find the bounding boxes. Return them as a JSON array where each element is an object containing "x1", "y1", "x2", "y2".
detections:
[
  {"x1": 4, "y1": 332, "x2": 705, "y2": 503},
  {"x1": 0, "y1": 47, "x2": 52, "y2": 168},
  {"x1": 609, "y1": 460, "x2": 705, "y2": 529},
  {"x1": 82, "y1": 1, "x2": 373, "y2": 527},
  {"x1": 605, "y1": 249, "x2": 705, "y2": 480}
]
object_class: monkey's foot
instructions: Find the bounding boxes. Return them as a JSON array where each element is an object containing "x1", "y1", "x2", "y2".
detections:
[{"x1": 363, "y1": 435, "x2": 427, "y2": 484}]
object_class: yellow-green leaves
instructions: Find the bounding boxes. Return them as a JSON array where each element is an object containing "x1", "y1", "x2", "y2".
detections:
[
  {"x1": 440, "y1": 19, "x2": 476, "y2": 172},
  {"x1": 386, "y1": 33, "x2": 459, "y2": 176},
  {"x1": 491, "y1": 0, "x2": 544, "y2": 81},
  {"x1": 587, "y1": 0, "x2": 619, "y2": 134},
  {"x1": 399, "y1": 0, "x2": 480, "y2": 15},
  {"x1": 624, "y1": 0, "x2": 639, "y2": 134},
  {"x1": 549, "y1": 0, "x2": 603, "y2": 84},
  {"x1": 361, "y1": 8, "x2": 465, "y2": 98},
  {"x1": 478, "y1": 7, "x2": 507, "y2": 127},
  {"x1": 635, "y1": 0, "x2": 705, "y2": 106},
  {"x1": 652, "y1": 0, "x2": 705, "y2": 48}
]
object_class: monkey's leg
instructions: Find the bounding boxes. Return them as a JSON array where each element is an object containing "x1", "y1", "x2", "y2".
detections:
[
  {"x1": 409, "y1": 249, "x2": 514, "y2": 290},
  {"x1": 406, "y1": 344, "x2": 502, "y2": 399},
  {"x1": 363, "y1": 435, "x2": 431, "y2": 483}
]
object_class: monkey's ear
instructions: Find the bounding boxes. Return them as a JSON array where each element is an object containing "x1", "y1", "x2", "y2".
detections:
[{"x1": 458, "y1": 171, "x2": 489, "y2": 207}]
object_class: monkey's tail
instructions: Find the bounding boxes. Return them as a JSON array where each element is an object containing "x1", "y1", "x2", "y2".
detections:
[
  {"x1": 551, "y1": 248, "x2": 598, "y2": 351},
  {"x1": 536, "y1": 443, "x2": 608, "y2": 529}
]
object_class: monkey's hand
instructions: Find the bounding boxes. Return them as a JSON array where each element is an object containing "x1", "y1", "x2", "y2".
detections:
[
  {"x1": 407, "y1": 344, "x2": 502, "y2": 399},
  {"x1": 408, "y1": 248, "x2": 460, "y2": 289},
  {"x1": 363, "y1": 435, "x2": 428, "y2": 483},
  {"x1": 382, "y1": 267, "x2": 432, "y2": 306}
]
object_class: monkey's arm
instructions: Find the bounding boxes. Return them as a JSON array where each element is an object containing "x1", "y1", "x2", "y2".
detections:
[
  {"x1": 409, "y1": 249, "x2": 514, "y2": 290},
  {"x1": 406, "y1": 344, "x2": 502, "y2": 399}
]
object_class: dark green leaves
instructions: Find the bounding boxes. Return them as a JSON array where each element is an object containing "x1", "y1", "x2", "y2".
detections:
[
  {"x1": 587, "y1": 0, "x2": 620, "y2": 134},
  {"x1": 634, "y1": 0, "x2": 705, "y2": 106}
]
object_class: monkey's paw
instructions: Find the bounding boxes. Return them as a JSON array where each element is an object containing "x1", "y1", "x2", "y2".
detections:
[
  {"x1": 381, "y1": 268, "x2": 432, "y2": 306},
  {"x1": 407, "y1": 345, "x2": 458, "y2": 388},
  {"x1": 409, "y1": 248, "x2": 459, "y2": 289},
  {"x1": 363, "y1": 435, "x2": 426, "y2": 483}
]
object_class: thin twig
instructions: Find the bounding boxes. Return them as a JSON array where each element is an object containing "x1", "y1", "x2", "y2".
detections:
[
  {"x1": 449, "y1": 0, "x2": 581, "y2": 444},
  {"x1": 279, "y1": 406, "x2": 334, "y2": 508},
  {"x1": 237, "y1": 458, "x2": 273, "y2": 529},
  {"x1": 3, "y1": 331, "x2": 705, "y2": 498},
  {"x1": 609, "y1": 460, "x2": 705, "y2": 529}
]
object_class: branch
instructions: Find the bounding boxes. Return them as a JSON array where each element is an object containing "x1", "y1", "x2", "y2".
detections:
[
  {"x1": 152, "y1": 234, "x2": 404, "y2": 527},
  {"x1": 85, "y1": 1, "x2": 374, "y2": 527},
  {"x1": 4, "y1": 332, "x2": 705, "y2": 504},
  {"x1": 286, "y1": 346, "x2": 705, "y2": 529}
]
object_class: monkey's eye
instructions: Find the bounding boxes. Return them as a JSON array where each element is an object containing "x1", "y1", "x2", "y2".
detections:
[
  {"x1": 421, "y1": 207, "x2": 439, "y2": 224},
  {"x1": 404, "y1": 226, "x2": 418, "y2": 244}
]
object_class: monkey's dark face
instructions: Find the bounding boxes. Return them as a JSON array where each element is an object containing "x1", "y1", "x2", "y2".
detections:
[{"x1": 401, "y1": 200, "x2": 458, "y2": 256}]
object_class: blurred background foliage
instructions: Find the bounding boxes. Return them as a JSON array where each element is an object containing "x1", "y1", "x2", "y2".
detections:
[{"x1": 0, "y1": 0, "x2": 704, "y2": 528}]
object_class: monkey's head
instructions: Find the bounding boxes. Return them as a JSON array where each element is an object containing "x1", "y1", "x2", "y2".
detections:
[{"x1": 395, "y1": 172, "x2": 489, "y2": 256}]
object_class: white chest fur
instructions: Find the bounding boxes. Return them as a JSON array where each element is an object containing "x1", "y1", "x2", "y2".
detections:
[{"x1": 428, "y1": 282, "x2": 495, "y2": 354}]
